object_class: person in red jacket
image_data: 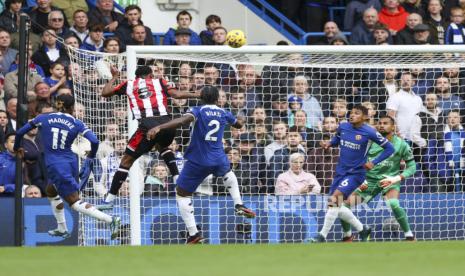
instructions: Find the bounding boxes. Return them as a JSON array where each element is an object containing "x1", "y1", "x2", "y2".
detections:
[{"x1": 378, "y1": 0, "x2": 410, "y2": 36}]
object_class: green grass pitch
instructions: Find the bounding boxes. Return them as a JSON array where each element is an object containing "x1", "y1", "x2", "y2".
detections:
[{"x1": 1, "y1": 241, "x2": 464, "y2": 276}]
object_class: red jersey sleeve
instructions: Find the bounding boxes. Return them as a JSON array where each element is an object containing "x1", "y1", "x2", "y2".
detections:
[
  {"x1": 113, "y1": 81, "x2": 128, "y2": 96},
  {"x1": 160, "y1": 78, "x2": 175, "y2": 96}
]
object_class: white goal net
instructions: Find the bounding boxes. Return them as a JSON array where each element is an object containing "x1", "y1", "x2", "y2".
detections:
[{"x1": 68, "y1": 45, "x2": 465, "y2": 245}]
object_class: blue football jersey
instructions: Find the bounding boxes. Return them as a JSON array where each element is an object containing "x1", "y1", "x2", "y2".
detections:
[
  {"x1": 21, "y1": 112, "x2": 94, "y2": 164},
  {"x1": 184, "y1": 105, "x2": 237, "y2": 166},
  {"x1": 331, "y1": 122, "x2": 389, "y2": 175}
]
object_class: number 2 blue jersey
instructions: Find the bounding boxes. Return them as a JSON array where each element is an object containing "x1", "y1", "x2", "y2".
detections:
[
  {"x1": 184, "y1": 105, "x2": 237, "y2": 166},
  {"x1": 331, "y1": 122, "x2": 391, "y2": 175},
  {"x1": 20, "y1": 113, "x2": 93, "y2": 165}
]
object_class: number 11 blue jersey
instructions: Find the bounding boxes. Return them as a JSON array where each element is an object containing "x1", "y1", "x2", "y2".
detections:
[{"x1": 184, "y1": 105, "x2": 237, "y2": 166}]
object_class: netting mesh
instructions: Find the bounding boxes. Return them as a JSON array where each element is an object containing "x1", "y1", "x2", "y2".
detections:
[{"x1": 68, "y1": 46, "x2": 465, "y2": 245}]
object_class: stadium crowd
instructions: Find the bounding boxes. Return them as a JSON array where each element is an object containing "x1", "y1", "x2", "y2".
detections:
[{"x1": 0, "y1": 0, "x2": 465, "y2": 199}]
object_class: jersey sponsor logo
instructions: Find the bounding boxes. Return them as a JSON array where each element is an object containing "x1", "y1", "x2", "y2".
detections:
[
  {"x1": 355, "y1": 134, "x2": 362, "y2": 140},
  {"x1": 138, "y1": 86, "x2": 152, "y2": 99}
]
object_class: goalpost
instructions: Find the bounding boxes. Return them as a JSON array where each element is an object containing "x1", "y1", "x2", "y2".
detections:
[{"x1": 68, "y1": 45, "x2": 465, "y2": 246}]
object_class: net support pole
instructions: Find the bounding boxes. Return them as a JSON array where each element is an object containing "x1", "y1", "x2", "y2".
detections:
[
  {"x1": 14, "y1": 15, "x2": 30, "y2": 247},
  {"x1": 126, "y1": 47, "x2": 142, "y2": 246}
]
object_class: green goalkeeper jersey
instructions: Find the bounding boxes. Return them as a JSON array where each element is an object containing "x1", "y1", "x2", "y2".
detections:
[{"x1": 366, "y1": 135, "x2": 416, "y2": 181}]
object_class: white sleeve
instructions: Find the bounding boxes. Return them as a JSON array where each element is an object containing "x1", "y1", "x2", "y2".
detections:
[{"x1": 386, "y1": 94, "x2": 399, "y2": 111}]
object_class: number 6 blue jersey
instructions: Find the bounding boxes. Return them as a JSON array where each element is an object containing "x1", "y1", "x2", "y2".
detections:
[{"x1": 184, "y1": 105, "x2": 237, "y2": 166}]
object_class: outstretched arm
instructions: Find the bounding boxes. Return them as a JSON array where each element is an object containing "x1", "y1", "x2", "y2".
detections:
[
  {"x1": 101, "y1": 65, "x2": 120, "y2": 97},
  {"x1": 13, "y1": 122, "x2": 36, "y2": 152},
  {"x1": 168, "y1": 89, "x2": 201, "y2": 99},
  {"x1": 83, "y1": 130, "x2": 100, "y2": 158},
  {"x1": 147, "y1": 114, "x2": 195, "y2": 140},
  {"x1": 371, "y1": 141, "x2": 394, "y2": 166}
]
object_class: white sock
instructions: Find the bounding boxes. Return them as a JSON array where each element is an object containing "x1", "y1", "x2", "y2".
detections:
[
  {"x1": 339, "y1": 205, "x2": 363, "y2": 232},
  {"x1": 344, "y1": 230, "x2": 353, "y2": 238},
  {"x1": 71, "y1": 200, "x2": 112, "y2": 223},
  {"x1": 48, "y1": 196, "x2": 67, "y2": 232},
  {"x1": 176, "y1": 195, "x2": 198, "y2": 236},
  {"x1": 405, "y1": 231, "x2": 414, "y2": 237},
  {"x1": 320, "y1": 207, "x2": 340, "y2": 238},
  {"x1": 223, "y1": 171, "x2": 243, "y2": 206},
  {"x1": 105, "y1": 193, "x2": 117, "y2": 203}
]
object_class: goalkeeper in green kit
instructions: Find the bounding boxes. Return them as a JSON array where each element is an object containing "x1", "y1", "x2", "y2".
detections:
[{"x1": 340, "y1": 115, "x2": 416, "y2": 241}]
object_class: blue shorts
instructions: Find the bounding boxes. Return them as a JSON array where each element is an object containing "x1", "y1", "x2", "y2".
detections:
[
  {"x1": 47, "y1": 161, "x2": 79, "y2": 198},
  {"x1": 329, "y1": 173, "x2": 365, "y2": 199},
  {"x1": 177, "y1": 158, "x2": 230, "y2": 193}
]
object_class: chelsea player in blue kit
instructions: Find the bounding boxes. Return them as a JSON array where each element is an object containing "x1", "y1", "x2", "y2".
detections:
[
  {"x1": 147, "y1": 86, "x2": 256, "y2": 244},
  {"x1": 311, "y1": 105, "x2": 395, "y2": 242},
  {"x1": 14, "y1": 95, "x2": 121, "y2": 240}
]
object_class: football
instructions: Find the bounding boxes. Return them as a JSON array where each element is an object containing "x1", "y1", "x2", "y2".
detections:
[{"x1": 226, "y1": 29, "x2": 246, "y2": 48}]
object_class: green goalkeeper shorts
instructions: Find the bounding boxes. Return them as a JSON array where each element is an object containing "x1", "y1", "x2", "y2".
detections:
[{"x1": 354, "y1": 178, "x2": 401, "y2": 203}]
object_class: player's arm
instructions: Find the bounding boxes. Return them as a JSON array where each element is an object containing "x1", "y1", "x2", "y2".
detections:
[
  {"x1": 147, "y1": 114, "x2": 195, "y2": 140},
  {"x1": 82, "y1": 129, "x2": 100, "y2": 158},
  {"x1": 381, "y1": 144, "x2": 417, "y2": 187},
  {"x1": 13, "y1": 119, "x2": 39, "y2": 157},
  {"x1": 163, "y1": 79, "x2": 201, "y2": 99},
  {"x1": 321, "y1": 126, "x2": 340, "y2": 149},
  {"x1": 369, "y1": 133, "x2": 395, "y2": 167},
  {"x1": 101, "y1": 65, "x2": 121, "y2": 97},
  {"x1": 231, "y1": 115, "x2": 245, "y2": 129}
]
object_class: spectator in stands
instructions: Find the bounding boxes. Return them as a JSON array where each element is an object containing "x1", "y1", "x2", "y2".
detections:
[
  {"x1": 47, "y1": 10, "x2": 71, "y2": 38},
  {"x1": 0, "y1": 0, "x2": 22, "y2": 33},
  {"x1": 103, "y1": 37, "x2": 121, "y2": 54},
  {"x1": 226, "y1": 123, "x2": 246, "y2": 148},
  {"x1": 128, "y1": 24, "x2": 153, "y2": 46},
  {"x1": 373, "y1": 22, "x2": 392, "y2": 44},
  {"x1": 229, "y1": 87, "x2": 248, "y2": 118},
  {"x1": 115, "y1": 5, "x2": 153, "y2": 50},
  {"x1": 43, "y1": 62, "x2": 67, "y2": 96},
  {"x1": 331, "y1": 98, "x2": 348, "y2": 123},
  {"x1": 387, "y1": 71, "x2": 423, "y2": 143},
  {"x1": 268, "y1": 130, "x2": 306, "y2": 191},
  {"x1": 69, "y1": 9, "x2": 88, "y2": 42},
  {"x1": 191, "y1": 69, "x2": 205, "y2": 92},
  {"x1": 53, "y1": 0, "x2": 88, "y2": 26},
  {"x1": 361, "y1": 101, "x2": 377, "y2": 127},
  {"x1": 289, "y1": 75, "x2": 323, "y2": 130},
  {"x1": 434, "y1": 76, "x2": 465, "y2": 116},
  {"x1": 412, "y1": 23, "x2": 436, "y2": 44},
  {"x1": 424, "y1": 0, "x2": 448, "y2": 44},
  {"x1": 306, "y1": 134, "x2": 339, "y2": 194},
  {"x1": 275, "y1": 152, "x2": 321, "y2": 195},
  {"x1": 443, "y1": 67, "x2": 465, "y2": 96},
  {"x1": 350, "y1": 7, "x2": 379, "y2": 45},
  {"x1": 0, "y1": 28, "x2": 17, "y2": 76},
  {"x1": 252, "y1": 121, "x2": 272, "y2": 147},
  {"x1": 144, "y1": 163, "x2": 174, "y2": 197},
  {"x1": 445, "y1": 6, "x2": 465, "y2": 44},
  {"x1": 212, "y1": 26, "x2": 227, "y2": 45},
  {"x1": 315, "y1": 21, "x2": 340, "y2": 45},
  {"x1": 329, "y1": 32, "x2": 349, "y2": 45},
  {"x1": 344, "y1": 0, "x2": 382, "y2": 31},
  {"x1": 81, "y1": 24, "x2": 105, "y2": 52},
  {"x1": 93, "y1": 139, "x2": 125, "y2": 196},
  {"x1": 0, "y1": 110, "x2": 9, "y2": 144},
  {"x1": 322, "y1": 116, "x2": 339, "y2": 136},
  {"x1": 270, "y1": 94, "x2": 289, "y2": 123},
  {"x1": 22, "y1": 123, "x2": 47, "y2": 195},
  {"x1": 237, "y1": 132, "x2": 266, "y2": 193},
  {"x1": 1, "y1": 132, "x2": 29, "y2": 196},
  {"x1": 264, "y1": 121, "x2": 288, "y2": 165},
  {"x1": 401, "y1": 0, "x2": 425, "y2": 17},
  {"x1": 8, "y1": 43, "x2": 45, "y2": 77},
  {"x1": 369, "y1": 67, "x2": 398, "y2": 110},
  {"x1": 395, "y1": 13, "x2": 424, "y2": 44},
  {"x1": 163, "y1": 10, "x2": 201, "y2": 45},
  {"x1": 289, "y1": 111, "x2": 323, "y2": 149},
  {"x1": 63, "y1": 33, "x2": 81, "y2": 48},
  {"x1": 238, "y1": 64, "x2": 262, "y2": 114},
  {"x1": 87, "y1": 0, "x2": 124, "y2": 33},
  {"x1": 28, "y1": 0, "x2": 70, "y2": 34},
  {"x1": 418, "y1": 91, "x2": 445, "y2": 141},
  {"x1": 5, "y1": 97, "x2": 16, "y2": 131},
  {"x1": 174, "y1": 27, "x2": 192, "y2": 46},
  {"x1": 200, "y1": 14, "x2": 222, "y2": 45},
  {"x1": 378, "y1": 0, "x2": 410, "y2": 36},
  {"x1": 204, "y1": 63, "x2": 220, "y2": 86},
  {"x1": 4, "y1": 59, "x2": 44, "y2": 99},
  {"x1": 34, "y1": 82, "x2": 52, "y2": 103},
  {"x1": 249, "y1": 107, "x2": 269, "y2": 126},
  {"x1": 443, "y1": 110, "x2": 465, "y2": 191},
  {"x1": 31, "y1": 29, "x2": 68, "y2": 77},
  {"x1": 24, "y1": 185, "x2": 42, "y2": 198}
]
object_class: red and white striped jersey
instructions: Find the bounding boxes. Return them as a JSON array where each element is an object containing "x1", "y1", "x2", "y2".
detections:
[{"x1": 113, "y1": 77, "x2": 173, "y2": 120}]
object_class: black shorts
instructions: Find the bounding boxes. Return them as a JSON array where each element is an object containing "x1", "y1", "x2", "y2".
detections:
[{"x1": 125, "y1": 116, "x2": 176, "y2": 159}]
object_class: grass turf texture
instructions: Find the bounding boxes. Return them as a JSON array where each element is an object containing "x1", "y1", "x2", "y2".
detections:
[{"x1": 1, "y1": 241, "x2": 464, "y2": 276}]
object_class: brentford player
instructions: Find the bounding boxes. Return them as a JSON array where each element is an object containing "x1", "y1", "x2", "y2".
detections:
[{"x1": 97, "y1": 65, "x2": 201, "y2": 209}]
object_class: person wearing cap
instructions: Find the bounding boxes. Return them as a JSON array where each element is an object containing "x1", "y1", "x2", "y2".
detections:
[
  {"x1": 237, "y1": 132, "x2": 267, "y2": 194},
  {"x1": 80, "y1": 24, "x2": 105, "y2": 52},
  {"x1": 329, "y1": 32, "x2": 349, "y2": 45},
  {"x1": 163, "y1": 10, "x2": 201, "y2": 45},
  {"x1": 413, "y1": 23, "x2": 433, "y2": 44},
  {"x1": 174, "y1": 27, "x2": 192, "y2": 46}
]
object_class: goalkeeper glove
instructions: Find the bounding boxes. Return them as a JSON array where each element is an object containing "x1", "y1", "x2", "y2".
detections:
[
  {"x1": 79, "y1": 157, "x2": 94, "y2": 191},
  {"x1": 379, "y1": 175, "x2": 402, "y2": 188}
]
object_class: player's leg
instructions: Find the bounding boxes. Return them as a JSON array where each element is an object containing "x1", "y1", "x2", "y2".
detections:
[
  {"x1": 314, "y1": 189, "x2": 345, "y2": 242},
  {"x1": 384, "y1": 188, "x2": 414, "y2": 241},
  {"x1": 155, "y1": 128, "x2": 179, "y2": 183},
  {"x1": 45, "y1": 184, "x2": 70, "y2": 238},
  {"x1": 218, "y1": 158, "x2": 255, "y2": 218},
  {"x1": 176, "y1": 161, "x2": 212, "y2": 244},
  {"x1": 340, "y1": 193, "x2": 364, "y2": 242}
]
